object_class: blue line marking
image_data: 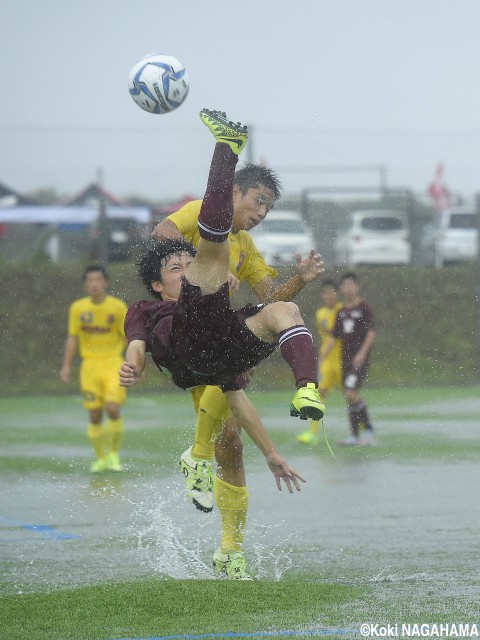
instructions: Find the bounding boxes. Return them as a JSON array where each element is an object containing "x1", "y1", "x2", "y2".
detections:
[
  {"x1": 0, "y1": 516, "x2": 80, "y2": 540},
  {"x1": 116, "y1": 629, "x2": 357, "y2": 640}
]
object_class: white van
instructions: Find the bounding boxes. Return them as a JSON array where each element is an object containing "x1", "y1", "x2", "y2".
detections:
[
  {"x1": 250, "y1": 210, "x2": 315, "y2": 266},
  {"x1": 333, "y1": 210, "x2": 411, "y2": 266},
  {"x1": 434, "y1": 207, "x2": 478, "y2": 267}
]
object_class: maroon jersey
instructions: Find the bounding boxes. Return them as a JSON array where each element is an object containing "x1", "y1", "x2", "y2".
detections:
[
  {"x1": 125, "y1": 280, "x2": 275, "y2": 392},
  {"x1": 332, "y1": 300, "x2": 375, "y2": 366}
]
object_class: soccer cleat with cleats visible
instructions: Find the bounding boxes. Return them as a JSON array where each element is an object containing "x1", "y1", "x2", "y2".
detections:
[
  {"x1": 179, "y1": 447, "x2": 214, "y2": 513},
  {"x1": 90, "y1": 457, "x2": 108, "y2": 473},
  {"x1": 213, "y1": 546, "x2": 252, "y2": 581},
  {"x1": 200, "y1": 108, "x2": 248, "y2": 155},
  {"x1": 296, "y1": 429, "x2": 320, "y2": 446},
  {"x1": 358, "y1": 430, "x2": 376, "y2": 447},
  {"x1": 106, "y1": 452, "x2": 123, "y2": 471},
  {"x1": 338, "y1": 435, "x2": 359, "y2": 447},
  {"x1": 290, "y1": 383, "x2": 325, "y2": 421}
]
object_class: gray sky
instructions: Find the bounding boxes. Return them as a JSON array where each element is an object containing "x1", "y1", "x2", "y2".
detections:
[{"x1": 2, "y1": 0, "x2": 480, "y2": 203}]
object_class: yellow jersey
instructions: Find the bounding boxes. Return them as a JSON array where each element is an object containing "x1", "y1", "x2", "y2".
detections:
[
  {"x1": 68, "y1": 295, "x2": 127, "y2": 361},
  {"x1": 168, "y1": 200, "x2": 277, "y2": 289},
  {"x1": 315, "y1": 302, "x2": 343, "y2": 362}
]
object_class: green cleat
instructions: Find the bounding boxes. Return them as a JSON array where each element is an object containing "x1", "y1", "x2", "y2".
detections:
[
  {"x1": 290, "y1": 383, "x2": 325, "y2": 421},
  {"x1": 106, "y1": 452, "x2": 123, "y2": 471},
  {"x1": 179, "y1": 447, "x2": 214, "y2": 513},
  {"x1": 200, "y1": 108, "x2": 248, "y2": 155},
  {"x1": 90, "y1": 457, "x2": 108, "y2": 473},
  {"x1": 213, "y1": 546, "x2": 252, "y2": 580},
  {"x1": 296, "y1": 429, "x2": 320, "y2": 446}
]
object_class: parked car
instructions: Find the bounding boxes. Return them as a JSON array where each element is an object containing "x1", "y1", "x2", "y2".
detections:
[
  {"x1": 333, "y1": 210, "x2": 411, "y2": 266},
  {"x1": 249, "y1": 210, "x2": 315, "y2": 266},
  {"x1": 434, "y1": 207, "x2": 478, "y2": 267}
]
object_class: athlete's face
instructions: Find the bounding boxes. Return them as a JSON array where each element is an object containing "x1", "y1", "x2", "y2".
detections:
[
  {"x1": 340, "y1": 277, "x2": 360, "y2": 303},
  {"x1": 152, "y1": 252, "x2": 194, "y2": 301},
  {"x1": 321, "y1": 286, "x2": 339, "y2": 308},
  {"x1": 232, "y1": 184, "x2": 275, "y2": 232},
  {"x1": 84, "y1": 271, "x2": 108, "y2": 299}
]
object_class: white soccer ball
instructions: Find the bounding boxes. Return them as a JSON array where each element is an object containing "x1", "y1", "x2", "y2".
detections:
[{"x1": 128, "y1": 53, "x2": 189, "y2": 114}]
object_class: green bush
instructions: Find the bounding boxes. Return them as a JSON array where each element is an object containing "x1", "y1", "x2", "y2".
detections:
[{"x1": 0, "y1": 262, "x2": 478, "y2": 395}]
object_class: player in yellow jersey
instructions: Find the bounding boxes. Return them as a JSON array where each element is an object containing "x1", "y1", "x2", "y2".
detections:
[
  {"x1": 297, "y1": 279, "x2": 343, "y2": 445},
  {"x1": 60, "y1": 265, "x2": 128, "y2": 472},
  {"x1": 151, "y1": 162, "x2": 324, "y2": 551}
]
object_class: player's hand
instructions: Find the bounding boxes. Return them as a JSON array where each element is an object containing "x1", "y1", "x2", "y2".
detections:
[
  {"x1": 265, "y1": 452, "x2": 306, "y2": 493},
  {"x1": 227, "y1": 271, "x2": 240, "y2": 295},
  {"x1": 59, "y1": 366, "x2": 70, "y2": 383},
  {"x1": 295, "y1": 250, "x2": 324, "y2": 283},
  {"x1": 119, "y1": 362, "x2": 143, "y2": 387}
]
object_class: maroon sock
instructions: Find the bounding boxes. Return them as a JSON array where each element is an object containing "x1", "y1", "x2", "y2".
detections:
[
  {"x1": 348, "y1": 405, "x2": 361, "y2": 437},
  {"x1": 198, "y1": 143, "x2": 238, "y2": 243},
  {"x1": 349, "y1": 401, "x2": 372, "y2": 437},
  {"x1": 278, "y1": 325, "x2": 318, "y2": 389}
]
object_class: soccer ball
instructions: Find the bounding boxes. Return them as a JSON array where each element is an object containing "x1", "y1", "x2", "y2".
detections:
[{"x1": 128, "y1": 53, "x2": 189, "y2": 114}]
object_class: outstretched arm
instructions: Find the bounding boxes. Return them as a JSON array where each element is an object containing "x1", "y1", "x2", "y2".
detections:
[
  {"x1": 224, "y1": 389, "x2": 306, "y2": 493},
  {"x1": 119, "y1": 340, "x2": 146, "y2": 387},
  {"x1": 151, "y1": 218, "x2": 183, "y2": 242},
  {"x1": 253, "y1": 250, "x2": 324, "y2": 303}
]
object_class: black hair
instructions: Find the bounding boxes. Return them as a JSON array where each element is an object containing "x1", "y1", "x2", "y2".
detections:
[
  {"x1": 234, "y1": 163, "x2": 282, "y2": 202},
  {"x1": 341, "y1": 271, "x2": 359, "y2": 283},
  {"x1": 138, "y1": 239, "x2": 196, "y2": 299},
  {"x1": 321, "y1": 279, "x2": 339, "y2": 290},
  {"x1": 82, "y1": 264, "x2": 109, "y2": 281}
]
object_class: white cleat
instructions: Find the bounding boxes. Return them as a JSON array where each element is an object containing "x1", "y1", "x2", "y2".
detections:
[{"x1": 179, "y1": 447, "x2": 214, "y2": 513}]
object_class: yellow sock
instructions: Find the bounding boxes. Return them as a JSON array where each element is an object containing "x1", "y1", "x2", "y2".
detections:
[
  {"x1": 108, "y1": 418, "x2": 124, "y2": 454},
  {"x1": 192, "y1": 386, "x2": 230, "y2": 460},
  {"x1": 310, "y1": 420, "x2": 320, "y2": 435},
  {"x1": 87, "y1": 423, "x2": 106, "y2": 459},
  {"x1": 214, "y1": 476, "x2": 249, "y2": 553}
]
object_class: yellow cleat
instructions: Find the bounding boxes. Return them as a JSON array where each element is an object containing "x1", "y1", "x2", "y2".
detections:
[
  {"x1": 200, "y1": 108, "x2": 248, "y2": 155},
  {"x1": 290, "y1": 383, "x2": 325, "y2": 421},
  {"x1": 106, "y1": 452, "x2": 124, "y2": 471},
  {"x1": 296, "y1": 429, "x2": 320, "y2": 446},
  {"x1": 213, "y1": 546, "x2": 252, "y2": 580},
  {"x1": 90, "y1": 457, "x2": 108, "y2": 473}
]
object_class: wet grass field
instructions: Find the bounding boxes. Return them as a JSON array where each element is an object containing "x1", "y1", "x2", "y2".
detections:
[{"x1": 1, "y1": 387, "x2": 479, "y2": 640}]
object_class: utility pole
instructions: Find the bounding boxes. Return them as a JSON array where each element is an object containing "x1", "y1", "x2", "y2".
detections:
[
  {"x1": 246, "y1": 124, "x2": 254, "y2": 164},
  {"x1": 476, "y1": 193, "x2": 480, "y2": 378},
  {"x1": 96, "y1": 168, "x2": 109, "y2": 263}
]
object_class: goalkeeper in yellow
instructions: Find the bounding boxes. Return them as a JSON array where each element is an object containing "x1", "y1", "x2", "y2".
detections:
[
  {"x1": 151, "y1": 160, "x2": 324, "y2": 556},
  {"x1": 60, "y1": 265, "x2": 128, "y2": 472},
  {"x1": 297, "y1": 279, "x2": 343, "y2": 445}
]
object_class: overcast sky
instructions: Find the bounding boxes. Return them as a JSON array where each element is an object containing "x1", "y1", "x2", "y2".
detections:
[{"x1": 2, "y1": 0, "x2": 480, "y2": 203}]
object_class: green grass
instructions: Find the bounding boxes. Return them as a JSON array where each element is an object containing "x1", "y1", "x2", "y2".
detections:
[
  {"x1": 1, "y1": 388, "x2": 479, "y2": 640},
  {"x1": 0, "y1": 580, "x2": 364, "y2": 640}
]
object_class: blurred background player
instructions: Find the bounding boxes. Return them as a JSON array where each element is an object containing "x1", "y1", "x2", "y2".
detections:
[
  {"x1": 321, "y1": 272, "x2": 376, "y2": 446},
  {"x1": 121, "y1": 109, "x2": 323, "y2": 578},
  {"x1": 297, "y1": 279, "x2": 343, "y2": 445},
  {"x1": 60, "y1": 265, "x2": 128, "y2": 472},
  {"x1": 151, "y1": 159, "x2": 323, "y2": 514}
]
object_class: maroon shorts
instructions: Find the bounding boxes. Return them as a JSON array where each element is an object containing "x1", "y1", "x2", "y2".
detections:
[
  {"x1": 169, "y1": 280, "x2": 275, "y2": 390},
  {"x1": 342, "y1": 358, "x2": 370, "y2": 390}
]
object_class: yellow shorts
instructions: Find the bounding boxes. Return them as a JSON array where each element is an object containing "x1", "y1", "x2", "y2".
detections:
[
  {"x1": 80, "y1": 357, "x2": 126, "y2": 410},
  {"x1": 319, "y1": 358, "x2": 343, "y2": 393}
]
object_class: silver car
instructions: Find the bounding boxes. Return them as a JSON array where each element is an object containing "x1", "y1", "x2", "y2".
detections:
[
  {"x1": 434, "y1": 207, "x2": 478, "y2": 267},
  {"x1": 250, "y1": 210, "x2": 315, "y2": 266},
  {"x1": 334, "y1": 210, "x2": 411, "y2": 266}
]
